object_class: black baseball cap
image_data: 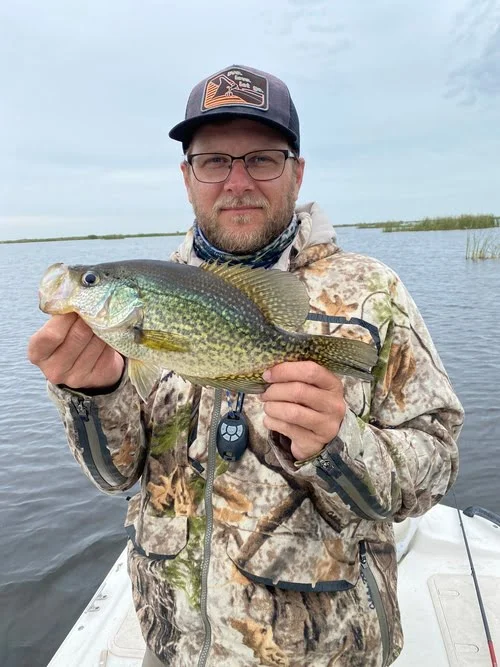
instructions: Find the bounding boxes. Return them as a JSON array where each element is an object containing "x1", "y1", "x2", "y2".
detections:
[{"x1": 169, "y1": 65, "x2": 300, "y2": 154}]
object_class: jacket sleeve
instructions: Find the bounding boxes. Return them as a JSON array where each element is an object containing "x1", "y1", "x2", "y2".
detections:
[
  {"x1": 272, "y1": 274, "x2": 464, "y2": 522},
  {"x1": 47, "y1": 369, "x2": 148, "y2": 495}
]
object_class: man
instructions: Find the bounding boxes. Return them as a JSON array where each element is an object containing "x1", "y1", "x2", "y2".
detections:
[{"x1": 28, "y1": 65, "x2": 463, "y2": 667}]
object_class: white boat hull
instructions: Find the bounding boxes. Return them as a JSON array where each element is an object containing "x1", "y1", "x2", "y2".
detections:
[{"x1": 47, "y1": 503, "x2": 500, "y2": 666}]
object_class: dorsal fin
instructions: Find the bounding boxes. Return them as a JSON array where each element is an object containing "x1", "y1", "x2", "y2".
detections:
[{"x1": 199, "y1": 262, "x2": 310, "y2": 331}]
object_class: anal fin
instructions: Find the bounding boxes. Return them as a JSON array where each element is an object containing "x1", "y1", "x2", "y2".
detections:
[
  {"x1": 128, "y1": 359, "x2": 163, "y2": 401},
  {"x1": 180, "y1": 373, "x2": 268, "y2": 394}
]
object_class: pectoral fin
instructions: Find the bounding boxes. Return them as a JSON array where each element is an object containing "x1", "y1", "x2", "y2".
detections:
[
  {"x1": 128, "y1": 359, "x2": 163, "y2": 401},
  {"x1": 134, "y1": 328, "x2": 191, "y2": 353}
]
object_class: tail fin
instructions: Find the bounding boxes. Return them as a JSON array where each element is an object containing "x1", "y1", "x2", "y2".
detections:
[{"x1": 307, "y1": 334, "x2": 378, "y2": 381}]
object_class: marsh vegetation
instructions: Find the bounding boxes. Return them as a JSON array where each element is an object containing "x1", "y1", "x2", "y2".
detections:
[
  {"x1": 357, "y1": 214, "x2": 498, "y2": 233},
  {"x1": 465, "y1": 232, "x2": 500, "y2": 260}
]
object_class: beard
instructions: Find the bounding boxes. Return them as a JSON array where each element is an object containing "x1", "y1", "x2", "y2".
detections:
[{"x1": 192, "y1": 189, "x2": 297, "y2": 254}]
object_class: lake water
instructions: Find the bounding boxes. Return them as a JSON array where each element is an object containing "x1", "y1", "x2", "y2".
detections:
[{"x1": 1, "y1": 226, "x2": 499, "y2": 667}]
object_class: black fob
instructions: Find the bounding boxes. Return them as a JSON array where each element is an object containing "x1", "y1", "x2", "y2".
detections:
[{"x1": 216, "y1": 412, "x2": 249, "y2": 462}]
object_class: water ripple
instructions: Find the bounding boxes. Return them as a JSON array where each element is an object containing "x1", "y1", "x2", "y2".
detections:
[{"x1": 1, "y1": 230, "x2": 499, "y2": 667}]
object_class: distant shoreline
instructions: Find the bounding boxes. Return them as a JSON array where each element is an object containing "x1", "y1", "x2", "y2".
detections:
[
  {"x1": 0, "y1": 227, "x2": 359, "y2": 244},
  {"x1": 2, "y1": 214, "x2": 498, "y2": 244},
  {"x1": 0, "y1": 232, "x2": 186, "y2": 245}
]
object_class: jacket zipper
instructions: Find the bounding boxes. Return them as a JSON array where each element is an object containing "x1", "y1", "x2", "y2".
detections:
[
  {"x1": 73, "y1": 394, "x2": 91, "y2": 420},
  {"x1": 360, "y1": 543, "x2": 390, "y2": 667},
  {"x1": 197, "y1": 388, "x2": 222, "y2": 667},
  {"x1": 314, "y1": 455, "x2": 391, "y2": 522},
  {"x1": 70, "y1": 395, "x2": 126, "y2": 489}
]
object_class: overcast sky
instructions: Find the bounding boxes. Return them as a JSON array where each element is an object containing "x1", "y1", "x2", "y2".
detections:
[{"x1": 1, "y1": 0, "x2": 499, "y2": 240}]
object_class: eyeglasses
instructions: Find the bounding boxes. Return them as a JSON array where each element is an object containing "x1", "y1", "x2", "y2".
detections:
[{"x1": 185, "y1": 149, "x2": 297, "y2": 184}]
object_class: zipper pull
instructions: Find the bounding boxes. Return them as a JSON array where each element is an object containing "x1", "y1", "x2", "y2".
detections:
[
  {"x1": 72, "y1": 396, "x2": 91, "y2": 421},
  {"x1": 314, "y1": 451, "x2": 341, "y2": 478},
  {"x1": 189, "y1": 456, "x2": 205, "y2": 476},
  {"x1": 359, "y1": 541, "x2": 367, "y2": 567}
]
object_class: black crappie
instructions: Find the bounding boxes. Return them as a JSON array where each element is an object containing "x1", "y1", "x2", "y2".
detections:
[{"x1": 39, "y1": 260, "x2": 378, "y2": 400}]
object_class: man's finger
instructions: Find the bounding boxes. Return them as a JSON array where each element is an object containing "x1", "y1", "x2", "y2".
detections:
[
  {"x1": 63, "y1": 335, "x2": 109, "y2": 387},
  {"x1": 260, "y1": 381, "x2": 334, "y2": 412},
  {"x1": 45, "y1": 317, "x2": 95, "y2": 375},
  {"x1": 263, "y1": 360, "x2": 341, "y2": 390},
  {"x1": 87, "y1": 346, "x2": 124, "y2": 388},
  {"x1": 263, "y1": 400, "x2": 333, "y2": 435},
  {"x1": 28, "y1": 313, "x2": 79, "y2": 363},
  {"x1": 263, "y1": 415, "x2": 323, "y2": 455}
]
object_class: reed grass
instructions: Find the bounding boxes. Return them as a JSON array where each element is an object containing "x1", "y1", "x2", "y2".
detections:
[
  {"x1": 357, "y1": 214, "x2": 499, "y2": 233},
  {"x1": 465, "y1": 232, "x2": 500, "y2": 260}
]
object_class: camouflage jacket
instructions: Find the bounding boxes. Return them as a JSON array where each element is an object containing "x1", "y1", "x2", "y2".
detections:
[{"x1": 48, "y1": 202, "x2": 463, "y2": 667}]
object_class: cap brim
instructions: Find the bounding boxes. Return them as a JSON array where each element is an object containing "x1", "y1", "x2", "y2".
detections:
[{"x1": 169, "y1": 110, "x2": 299, "y2": 152}]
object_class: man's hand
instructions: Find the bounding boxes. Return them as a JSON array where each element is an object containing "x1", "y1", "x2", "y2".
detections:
[
  {"x1": 28, "y1": 313, "x2": 124, "y2": 390},
  {"x1": 260, "y1": 361, "x2": 346, "y2": 461}
]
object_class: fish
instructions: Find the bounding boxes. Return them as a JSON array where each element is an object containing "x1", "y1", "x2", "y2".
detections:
[{"x1": 38, "y1": 260, "x2": 378, "y2": 400}]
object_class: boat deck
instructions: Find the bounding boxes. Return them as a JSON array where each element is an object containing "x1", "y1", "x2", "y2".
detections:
[{"x1": 47, "y1": 504, "x2": 500, "y2": 666}]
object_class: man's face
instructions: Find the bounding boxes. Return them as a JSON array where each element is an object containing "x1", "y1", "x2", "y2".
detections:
[{"x1": 181, "y1": 119, "x2": 305, "y2": 253}]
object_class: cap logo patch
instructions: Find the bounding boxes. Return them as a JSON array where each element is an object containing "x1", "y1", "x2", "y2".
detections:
[{"x1": 201, "y1": 68, "x2": 269, "y2": 112}]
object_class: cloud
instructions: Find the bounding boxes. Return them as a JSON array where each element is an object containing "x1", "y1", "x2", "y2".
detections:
[
  {"x1": 1, "y1": 0, "x2": 499, "y2": 239},
  {"x1": 445, "y1": 0, "x2": 500, "y2": 103},
  {"x1": 259, "y1": 0, "x2": 352, "y2": 80},
  {"x1": 308, "y1": 23, "x2": 346, "y2": 35}
]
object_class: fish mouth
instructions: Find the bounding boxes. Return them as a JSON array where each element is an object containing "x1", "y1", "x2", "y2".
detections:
[{"x1": 39, "y1": 263, "x2": 75, "y2": 314}]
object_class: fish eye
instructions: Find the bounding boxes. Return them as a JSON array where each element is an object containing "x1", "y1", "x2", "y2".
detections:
[{"x1": 81, "y1": 271, "x2": 99, "y2": 287}]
